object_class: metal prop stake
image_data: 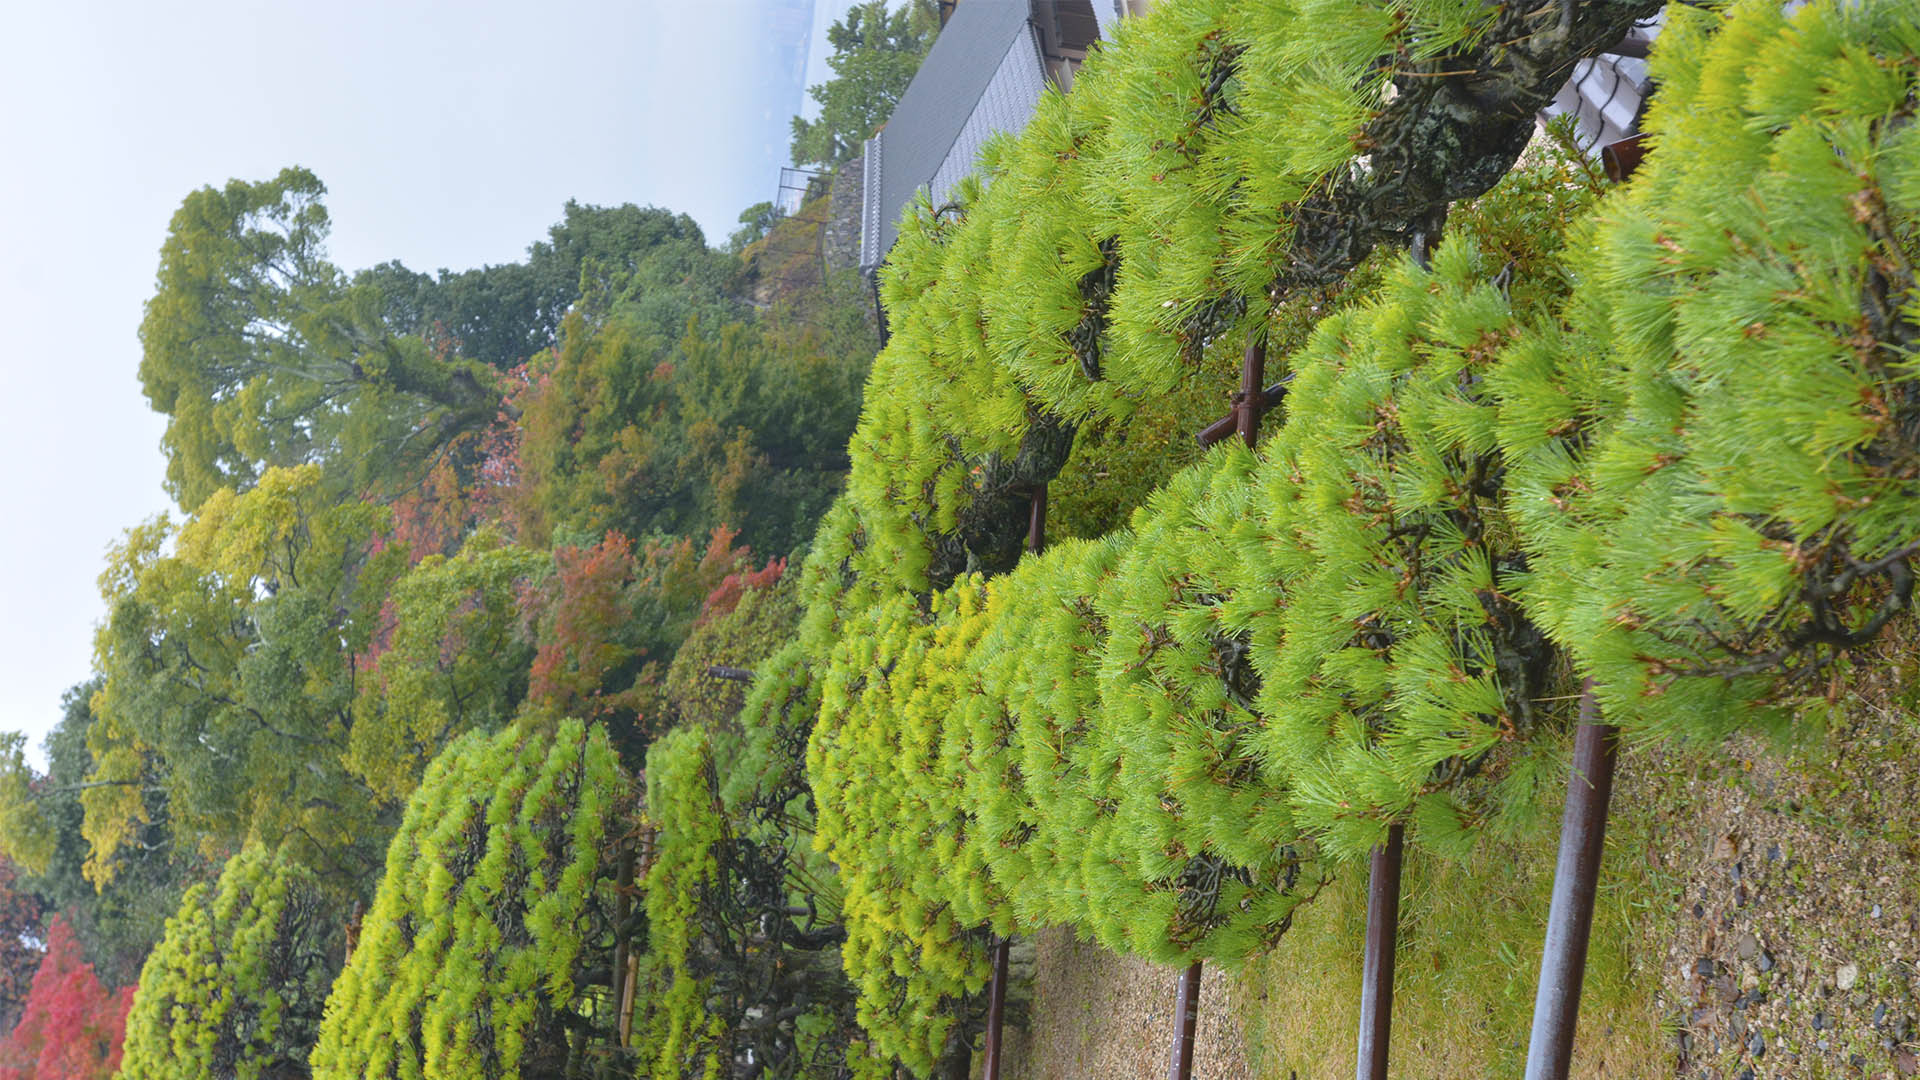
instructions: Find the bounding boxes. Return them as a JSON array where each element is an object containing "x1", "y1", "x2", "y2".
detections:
[
  {"x1": 1356, "y1": 822, "x2": 1406, "y2": 1080},
  {"x1": 1524, "y1": 684, "x2": 1620, "y2": 1080}
]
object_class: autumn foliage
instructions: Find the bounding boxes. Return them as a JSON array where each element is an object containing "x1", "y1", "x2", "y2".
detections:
[{"x1": 0, "y1": 918, "x2": 132, "y2": 1080}]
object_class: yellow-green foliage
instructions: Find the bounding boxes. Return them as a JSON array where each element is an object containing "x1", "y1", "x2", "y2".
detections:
[
  {"x1": 638, "y1": 728, "x2": 732, "y2": 1080},
  {"x1": 662, "y1": 574, "x2": 802, "y2": 738},
  {"x1": 1502, "y1": 0, "x2": 1920, "y2": 736},
  {"x1": 349, "y1": 534, "x2": 546, "y2": 802},
  {"x1": 119, "y1": 844, "x2": 336, "y2": 1080},
  {"x1": 789, "y1": 2, "x2": 1920, "y2": 1072},
  {"x1": 642, "y1": 677, "x2": 868, "y2": 1079},
  {"x1": 88, "y1": 465, "x2": 401, "y2": 884},
  {"x1": 308, "y1": 719, "x2": 624, "y2": 1080},
  {"x1": 839, "y1": 0, "x2": 1470, "y2": 593}
]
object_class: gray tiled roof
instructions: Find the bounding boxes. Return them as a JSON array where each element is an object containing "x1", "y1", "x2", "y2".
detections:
[
  {"x1": 859, "y1": 2, "x2": 1046, "y2": 271},
  {"x1": 1539, "y1": 13, "x2": 1663, "y2": 153}
]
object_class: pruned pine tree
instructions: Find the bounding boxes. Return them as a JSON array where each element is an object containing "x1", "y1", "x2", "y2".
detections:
[
  {"x1": 1501, "y1": 0, "x2": 1920, "y2": 734},
  {"x1": 307, "y1": 719, "x2": 632, "y2": 1080},
  {"x1": 640, "y1": 725, "x2": 865, "y2": 1080},
  {"x1": 118, "y1": 844, "x2": 337, "y2": 1080},
  {"x1": 775, "y1": 0, "x2": 1920, "y2": 1073}
]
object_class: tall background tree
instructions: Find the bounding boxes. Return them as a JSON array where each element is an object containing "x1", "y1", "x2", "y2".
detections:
[{"x1": 788, "y1": 0, "x2": 940, "y2": 170}]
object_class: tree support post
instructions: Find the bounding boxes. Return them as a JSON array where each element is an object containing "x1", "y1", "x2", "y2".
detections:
[
  {"x1": 1524, "y1": 684, "x2": 1619, "y2": 1080},
  {"x1": 1196, "y1": 343, "x2": 1285, "y2": 448},
  {"x1": 1167, "y1": 961, "x2": 1204, "y2": 1080},
  {"x1": 984, "y1": 938, "x2": 1012, "y2": 1080},
  {"x1": 612, "y1": 846, "x2": 636, "y2": 1046},
  {"x1": 1356, "y1": 822, "x2": 1406, "y2": 1080},
  {"x1": 983, "y1": 486, "x2": 1047, "y2": 1080},
  {"x1": 1235, "y1": 341, "x2": 1267, "y2": 447}
]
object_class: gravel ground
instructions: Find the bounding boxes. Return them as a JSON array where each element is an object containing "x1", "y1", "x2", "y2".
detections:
[
  {"x1": 983, "y1": 927, "x2": 1253, "y2": 1080},
  {"x1": 1640, "y1": 654, "x2": 1920, "y2": 1079}
]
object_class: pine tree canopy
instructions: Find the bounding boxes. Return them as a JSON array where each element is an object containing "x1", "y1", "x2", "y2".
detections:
[
  {"x1": 118, "y1": 844, "x2": 338, "y2": 1080},
  {"x1": 749, "y1": 1, "x2": 1920, "y2": 1068},
  {"x1": 308, "y1": 719, "x2": 630, "y2": 1079}
]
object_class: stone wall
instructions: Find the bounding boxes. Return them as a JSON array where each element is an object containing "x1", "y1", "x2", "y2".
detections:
[{"x1": 823, "y1": 153, "x2": 865, "y2": 273}]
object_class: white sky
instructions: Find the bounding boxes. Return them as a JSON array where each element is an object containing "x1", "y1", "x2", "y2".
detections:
[{"x1": 0, "y1": 0, "x2": 866, "y2": 768}]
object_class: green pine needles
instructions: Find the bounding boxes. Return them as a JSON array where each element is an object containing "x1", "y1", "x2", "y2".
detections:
[
  {"x1": 119, "y1": 844, "x2": 338, "y2": 1080},
  {"x1": 781, "y1": 0, "x2": 1920, "y2": 1071},
  {"x1": 308, "y1": 718, "x2": 627, "y2": 1079},
  {"x1": 1504, "y1": 0, "x2": 1920, "y2": 735}
]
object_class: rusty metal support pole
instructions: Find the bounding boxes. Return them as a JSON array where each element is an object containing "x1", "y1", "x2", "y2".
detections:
[
  {"x1": 1168, "y1": 961, "x2": 1203, "y2": 1080},
  {"x1": 1356, "y1": 822, "x2": 1406, "y2": 1080},
  {"x1": 984, "y1": 937, "x2": 1011, "y2": 1080},
  {"x1": 1235, "y1": 341, "x2": 1267, "y2": 447},
  {"x1": 1525, "y1": 684, "x2": 1620, "y2": 1080},
  {"x1": 983, "y1": 486, "x2": 1045, "y2": 1080},
  {"x1": 611, "y1": 847, "x2": 635, "y2": 1045}
]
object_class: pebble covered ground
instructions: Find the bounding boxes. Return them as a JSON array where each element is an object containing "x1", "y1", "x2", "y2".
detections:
[
  {"x1": 980, "y1": 927, "x2": 1252, "y2": 1080},
  {"x1": 1641, "y1": 650, "x2": 1920, "y2": 1079}
]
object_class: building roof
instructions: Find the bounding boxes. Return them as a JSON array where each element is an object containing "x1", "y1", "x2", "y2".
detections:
[
  {"x1": 860, "y1": 2, "x2": 1048, "y2": 271},
  {"x1": 1539, "y1": 13, "x2": 1663, "y2": 153}
]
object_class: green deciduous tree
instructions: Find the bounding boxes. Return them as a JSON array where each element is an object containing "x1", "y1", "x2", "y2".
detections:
[
  {"x1": 789, "y1": 0, "x2": 940, "y2": 170},
  {"x1": 357, "y1": 200, "x2": 736, "y2": 371},
  {"x1": 8, "y1": 684, "x2": 196, "y2": 989},
  {"x1": 348, "y1": 533, "x2": 545, "y2": 803},
  {"x1": 89, "y1": 465, "x2": 403, "y2": 885},
  {"x1": 727, "y1": 200, "x2": 785, "y2": 255},
  {"x1": 140, "y1": 167, "x2": 506, "y2": 510},
  {"x1": 514, "y1": 311, "x2": 863, "y2": 560},
  {"x1": 0, "y1": 736, "x2": 53, "y2": 879}
]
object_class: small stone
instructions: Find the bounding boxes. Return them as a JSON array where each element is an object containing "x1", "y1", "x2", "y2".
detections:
[
  {"x1": 1732, "y1": 862, "x2": 1743, "y2": 883},
  {"x1": 1873, "y1": 904, "x2": 1883, "y2": 919},
  {"x1": 1766, "y1": 843, "x2": 1781, "y2": 862},
  {"x1": 1697, "y1": 957, "x2": 1717, "y2": 977},
  {"x1": 1737, "y1": 933, "x2": 1759, "y2": 960},
  {"x1": 1748, "y1": 1032, "x2": 1765, "y2": 1058},
  {"x1": 1818, "y1": 1038, "x2": 1830, "y2": 1051},
  {"x1": 1694, "y1": 902, "x2": 1706, "y2": 919},
  {"x1": 1758, "y1": 952, "x2": 1775, "y2": 973},
  {"x1": 1737, "y1": 1070, "x2": 1754, "y2": 1080},
  {"x1": 1813, "y1": 1011, "x2": 1826, "y2": 1030},
  {"x1": 1836, "y1": 963, "x2": 1859, "y2": 990},
  {"x1": 1731, "y1": 1012, "x2": 1746, "y2": 1039},
  {"x1": 1876, "y1": 1002, "x2": 1890, "y2": 1026}
]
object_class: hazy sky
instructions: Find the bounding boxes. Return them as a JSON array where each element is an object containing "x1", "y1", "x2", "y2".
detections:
[{"x1": 0, "y1": 0, "x2": 865, "y2": 767}]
